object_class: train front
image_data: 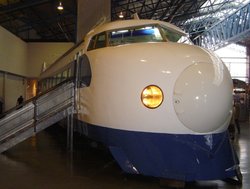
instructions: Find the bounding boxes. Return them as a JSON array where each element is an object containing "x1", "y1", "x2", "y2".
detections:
[{"x1": 84, "y1": 20, "x2": 240, "y2": 181}]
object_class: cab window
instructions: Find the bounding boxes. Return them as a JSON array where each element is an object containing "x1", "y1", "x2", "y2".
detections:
[
  {"x1": 87, "y1": 32, "x2": 106, "y2": 51},
  {"x1": 95, "y1": 33, "x2": 106, "y2": 49},
  {"x1": 87, "y1": 36, "x2": 96, "y2": 51},
  {"x1": 161, "y1": 27, "x2": 192, "y2": 44}
]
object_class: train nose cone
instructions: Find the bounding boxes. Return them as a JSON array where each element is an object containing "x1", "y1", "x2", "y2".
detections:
[{"x1": 173, "y1": 62, "x2": 233, "y2": 133}]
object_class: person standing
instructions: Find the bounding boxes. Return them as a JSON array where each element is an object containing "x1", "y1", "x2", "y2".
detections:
[
  {"x1": 0, "y1": 98, "x2": 3, "y2": 114},
  {"x1": 234, "y1": 101, "x2": 241, "y2": 134},
  {"x1": 16, "y1": 95, "x2": 24, "y2": 109}
]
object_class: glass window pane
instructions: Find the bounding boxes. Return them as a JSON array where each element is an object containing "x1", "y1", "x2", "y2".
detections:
[
  {"x1": 87, "y1": 36, "x2": 96, "y2": 51},
  {"x1": 109, "y1": 25, "x2": 164, "y2": 46},
  {"x1": 95, "y1": 33, "x2": 106, "y2": 49}
]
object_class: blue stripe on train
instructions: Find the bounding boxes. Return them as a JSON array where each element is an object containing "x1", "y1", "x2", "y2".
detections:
[{"x1": 75, "y1": 122, "x2": 239, "y2": 181}]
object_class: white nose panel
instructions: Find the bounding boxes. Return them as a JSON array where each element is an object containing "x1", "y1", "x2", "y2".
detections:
[{"x1": 173, "y1": 62, "x2": 232, "y2": 133}]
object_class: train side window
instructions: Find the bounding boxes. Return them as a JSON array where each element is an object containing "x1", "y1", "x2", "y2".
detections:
[
  {"x1": 42, "y1": 80, "x2": 46, "y2": 91},
  {"x1": 55, "y1": 75, "x2": 58, "y2": 85},
  {"x1": 45, "y1": 80, "x2": 48, "y2": 90},
  {"x1": 78, "y1": 55, "x2": 92, "y2": 87},
  {"x1": 48, "y1": 79, "x2": 51, "y2": 89},
  {"x1": 50, "y1": 78, "x2": 53, "y2": 87},
  {"x1": 68, "y1": 68, "x2": 73, "y2": 78},
  {"x1": 63, "y1": 70, "x2": 68, "y2": 81},
  {"x1": 47, "y1": 79, "x2": 50, "y2": 90},
  {"x1": 45, "y1": 79, "x2": 48, "y2": 90},
  {"x1": 52, "y1": 76, "x2": 56, "y2": 86},
  {"x1": 58, "y1": 73, "x2": 62, "y2": 83},
  {"x1": 59, "y1": 72, "x2": 62, "y2": 83},
  {"x1": 54, "y1": 76, "x2": 57, "y2": 85}
]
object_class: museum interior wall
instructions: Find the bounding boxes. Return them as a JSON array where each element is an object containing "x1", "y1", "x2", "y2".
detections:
[
  {"x1": 0, "y1": 25, "x2": 74, "y2": 111},
  {"x1": 0, "y1": 72, "x2": 3, "y2": 114},
  {"x1": 0, "y1": 26, "x2": 28, "y2": 76},
  {"x1": 27, "y1": 42, "x2": 74, "y2": 77}
]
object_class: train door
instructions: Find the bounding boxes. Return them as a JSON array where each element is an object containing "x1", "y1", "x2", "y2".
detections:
[
  {"x1": 77, "y1": 54, "x2": 92, "y2": 87},
  {"x1": 74, "y1": 54, "x2": 92, "y2": 135},
  {"x1": 74, "y1": 53, "x2": 92, "y2": 109}
]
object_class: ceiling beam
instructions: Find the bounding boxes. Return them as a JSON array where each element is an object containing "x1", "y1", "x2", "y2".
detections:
[{"x1": 0, "y1": 0, "x2": 51, "y2": 14}]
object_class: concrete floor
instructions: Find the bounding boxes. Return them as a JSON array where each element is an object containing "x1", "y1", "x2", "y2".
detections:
[{"x1": 0, "y1": 121, "x2": 249, "y2": 189}]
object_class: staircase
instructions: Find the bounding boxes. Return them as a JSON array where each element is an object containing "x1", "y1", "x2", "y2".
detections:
[
  {"x1": 193, "y1": 2, "x2": 250, "y2": 50},
  {"x1": 0, "y1": 81, "x2": 75, "y2": 153}
]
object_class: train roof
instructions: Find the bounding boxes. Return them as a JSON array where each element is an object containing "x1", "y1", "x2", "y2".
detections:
[{"x1": 85, "y1": 19, "x2": 186, "y2": 39}]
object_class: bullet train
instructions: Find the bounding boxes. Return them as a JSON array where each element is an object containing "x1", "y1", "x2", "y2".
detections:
[{"x1": 38, "y1": 18, "x2": 240, "y2": 181}]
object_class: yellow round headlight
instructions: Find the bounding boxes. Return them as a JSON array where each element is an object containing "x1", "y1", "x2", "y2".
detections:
[{"x1": 141, "y1": 85, "x2": 163, "y2": 109}]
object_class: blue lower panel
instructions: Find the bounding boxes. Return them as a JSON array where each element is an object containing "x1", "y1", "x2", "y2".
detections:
[{"x1": 76, "y1": 122, "x2": 239, "y2": 181}]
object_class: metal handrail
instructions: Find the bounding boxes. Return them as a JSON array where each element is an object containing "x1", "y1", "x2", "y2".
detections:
[
  {"x1": 0, "y1": 81, "x2": 75, "y2": 153},
  {"x1": 193, "y1": 2, "x2": 250, "y2": 50}
]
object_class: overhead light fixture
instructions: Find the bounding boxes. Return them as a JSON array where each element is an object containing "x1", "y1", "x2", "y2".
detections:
[
  {"x1": 57, "y1": 2, "x2": 64, "y2": 11},
  {"x1": 119, "y1": 11, "x2": 124, "y2": 19}
]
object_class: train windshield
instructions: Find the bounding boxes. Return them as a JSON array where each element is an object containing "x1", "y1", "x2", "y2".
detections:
[
  {"x1": 108, "y1": 25, "x2": 192, "y2": 46},
  {"x1": 109, "y1": 25, "x2": 164, "y2": 46}
]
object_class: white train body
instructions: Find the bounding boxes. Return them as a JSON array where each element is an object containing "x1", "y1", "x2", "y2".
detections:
[
  {"x1": 80, "y1": 42, "x2": 232, "y2": 134},
  {"x1": 39, "y1": 19, "x2": 239, "y2": 181}
]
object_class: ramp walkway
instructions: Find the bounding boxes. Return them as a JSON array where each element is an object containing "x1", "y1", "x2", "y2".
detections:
[
  {"x1": 192, "y1": 2, "x2": 250, "y2": 50},
  {"x1": 0, "y1": 81, "x2": 75, "y2": 153}
]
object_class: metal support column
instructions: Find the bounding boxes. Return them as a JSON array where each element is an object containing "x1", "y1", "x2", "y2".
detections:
[
  {"x1": 67, "y1": 108, "x2": 74, "y2": 152},
  {"x1": 247, "y1": 45, "x2": 250, "y2": 113},
  {"x1": 247, "y1": 45, "x2": 250, "y2": 84},
  {"x1": 67, "y1": 86, "x2": 75, "y2": 152}
]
